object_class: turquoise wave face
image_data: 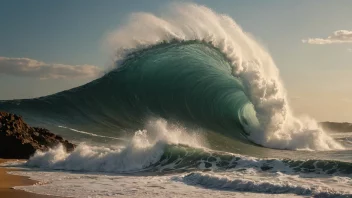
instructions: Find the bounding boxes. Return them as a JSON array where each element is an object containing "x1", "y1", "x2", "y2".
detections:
[
  {"x1": 1, "y1": 41, "x2": 351, "y2": 176},
  {"x1": 0, "y1": 41, "x2": 260, "y2": 142}
]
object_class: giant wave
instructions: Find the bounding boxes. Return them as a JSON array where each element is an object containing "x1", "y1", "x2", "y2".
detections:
[
  {"x1": 0, "y1": 3, "x2": 343, "y2": 152},
  {"x1": 1, "y1": 3, "x2": 352, "y2": 198}
]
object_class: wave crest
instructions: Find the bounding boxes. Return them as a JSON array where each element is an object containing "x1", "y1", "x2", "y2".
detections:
[{"x1": 106, "y1": 3, "x2": 342, "y2": 150}]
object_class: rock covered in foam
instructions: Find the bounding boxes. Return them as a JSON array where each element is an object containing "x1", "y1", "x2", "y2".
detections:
[{"x1": 0, "y1": 111, "x2": 75, "y2": 159}]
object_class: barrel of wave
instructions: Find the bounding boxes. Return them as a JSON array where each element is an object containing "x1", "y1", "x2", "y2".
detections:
[{"x1": 105, "y1": 3, "x2": 343, "y2": 151}]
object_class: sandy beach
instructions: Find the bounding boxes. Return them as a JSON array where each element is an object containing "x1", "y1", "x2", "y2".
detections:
[{"x1": 0, "y1": 159, "x2": 56, "y2": 198}]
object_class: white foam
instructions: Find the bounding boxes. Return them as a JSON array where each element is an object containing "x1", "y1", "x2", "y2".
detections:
[
  {"x1": 26, "y1": 119, "x2": 205, "y2": 173},
  {"x1": 105, "y1": 2, "x2": 343, "y2": 151},
  {"x1": 6, "y1": 168, "x2": 351, "y2": 198}
]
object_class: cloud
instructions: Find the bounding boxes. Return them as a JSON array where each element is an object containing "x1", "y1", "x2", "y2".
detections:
[
  {"x1": 0, "y1": 57, "x2": 102, "y2": 79},
  {"x1": 302, "y1": 30, "x2": 352, "y2": 44}
]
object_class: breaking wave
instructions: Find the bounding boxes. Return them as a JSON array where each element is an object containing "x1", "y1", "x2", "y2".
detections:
[
  {"x1": 0, "y1": 3, "x2": 344, "y2": 156},
  {"x1": 0, "y1": 3, "x2": 350, "y2": 198}
]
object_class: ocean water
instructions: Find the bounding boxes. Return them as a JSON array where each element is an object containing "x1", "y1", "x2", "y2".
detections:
[{"x1": 1, "y1": 3, "x2": 351, "y2": 198}]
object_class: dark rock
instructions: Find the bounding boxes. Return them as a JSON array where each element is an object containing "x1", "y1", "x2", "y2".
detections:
[{"x1": 0, "y1": 111, "x2": 75, "y2": 159}]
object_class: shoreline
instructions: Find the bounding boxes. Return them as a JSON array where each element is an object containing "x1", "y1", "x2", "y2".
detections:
[{"x1": 0, "y1": 159, "x2": 57, "y2": 198}]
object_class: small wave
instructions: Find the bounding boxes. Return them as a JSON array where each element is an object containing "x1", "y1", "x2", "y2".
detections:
[
  {"x1": 26, "y1": 120, "x2": 205, "y2": 173},
  {"x1": 173, "y1": 172, "x2": 351, "y2": 197},
  {"x1": 26, "y1": 135, "x2": 165, "y2": 173}
]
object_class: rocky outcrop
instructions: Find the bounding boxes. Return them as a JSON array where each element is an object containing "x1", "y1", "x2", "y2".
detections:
[{"x1": 0, "y1": 111, "x2": 75, "y2": 159}]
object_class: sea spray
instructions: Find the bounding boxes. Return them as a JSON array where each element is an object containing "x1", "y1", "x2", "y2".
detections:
[
  {"x1": 24, "y1": 120, "x2": 352, "y2": 175},
  {"x1": 1, "y1": 3, "x2": 350, "y2": 198},
  {"x1": 26, "y1": 119, "x2": 206, "y2": 172},
  {"x1": 106, "y1": 3, "x2": 343, "y2": 150},
  {"x1": 0, "y1": 3, "x2": 343, "y2": 151}
]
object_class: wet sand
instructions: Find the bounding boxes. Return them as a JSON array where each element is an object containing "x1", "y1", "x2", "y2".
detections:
[{"x1": 0, "y1": 159, "x2": 56, "y2": 198}]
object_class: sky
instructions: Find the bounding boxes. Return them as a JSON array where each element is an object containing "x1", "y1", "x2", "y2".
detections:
[{"x1": 1, "y1": 0, "x2": 352, "y2": 122}]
